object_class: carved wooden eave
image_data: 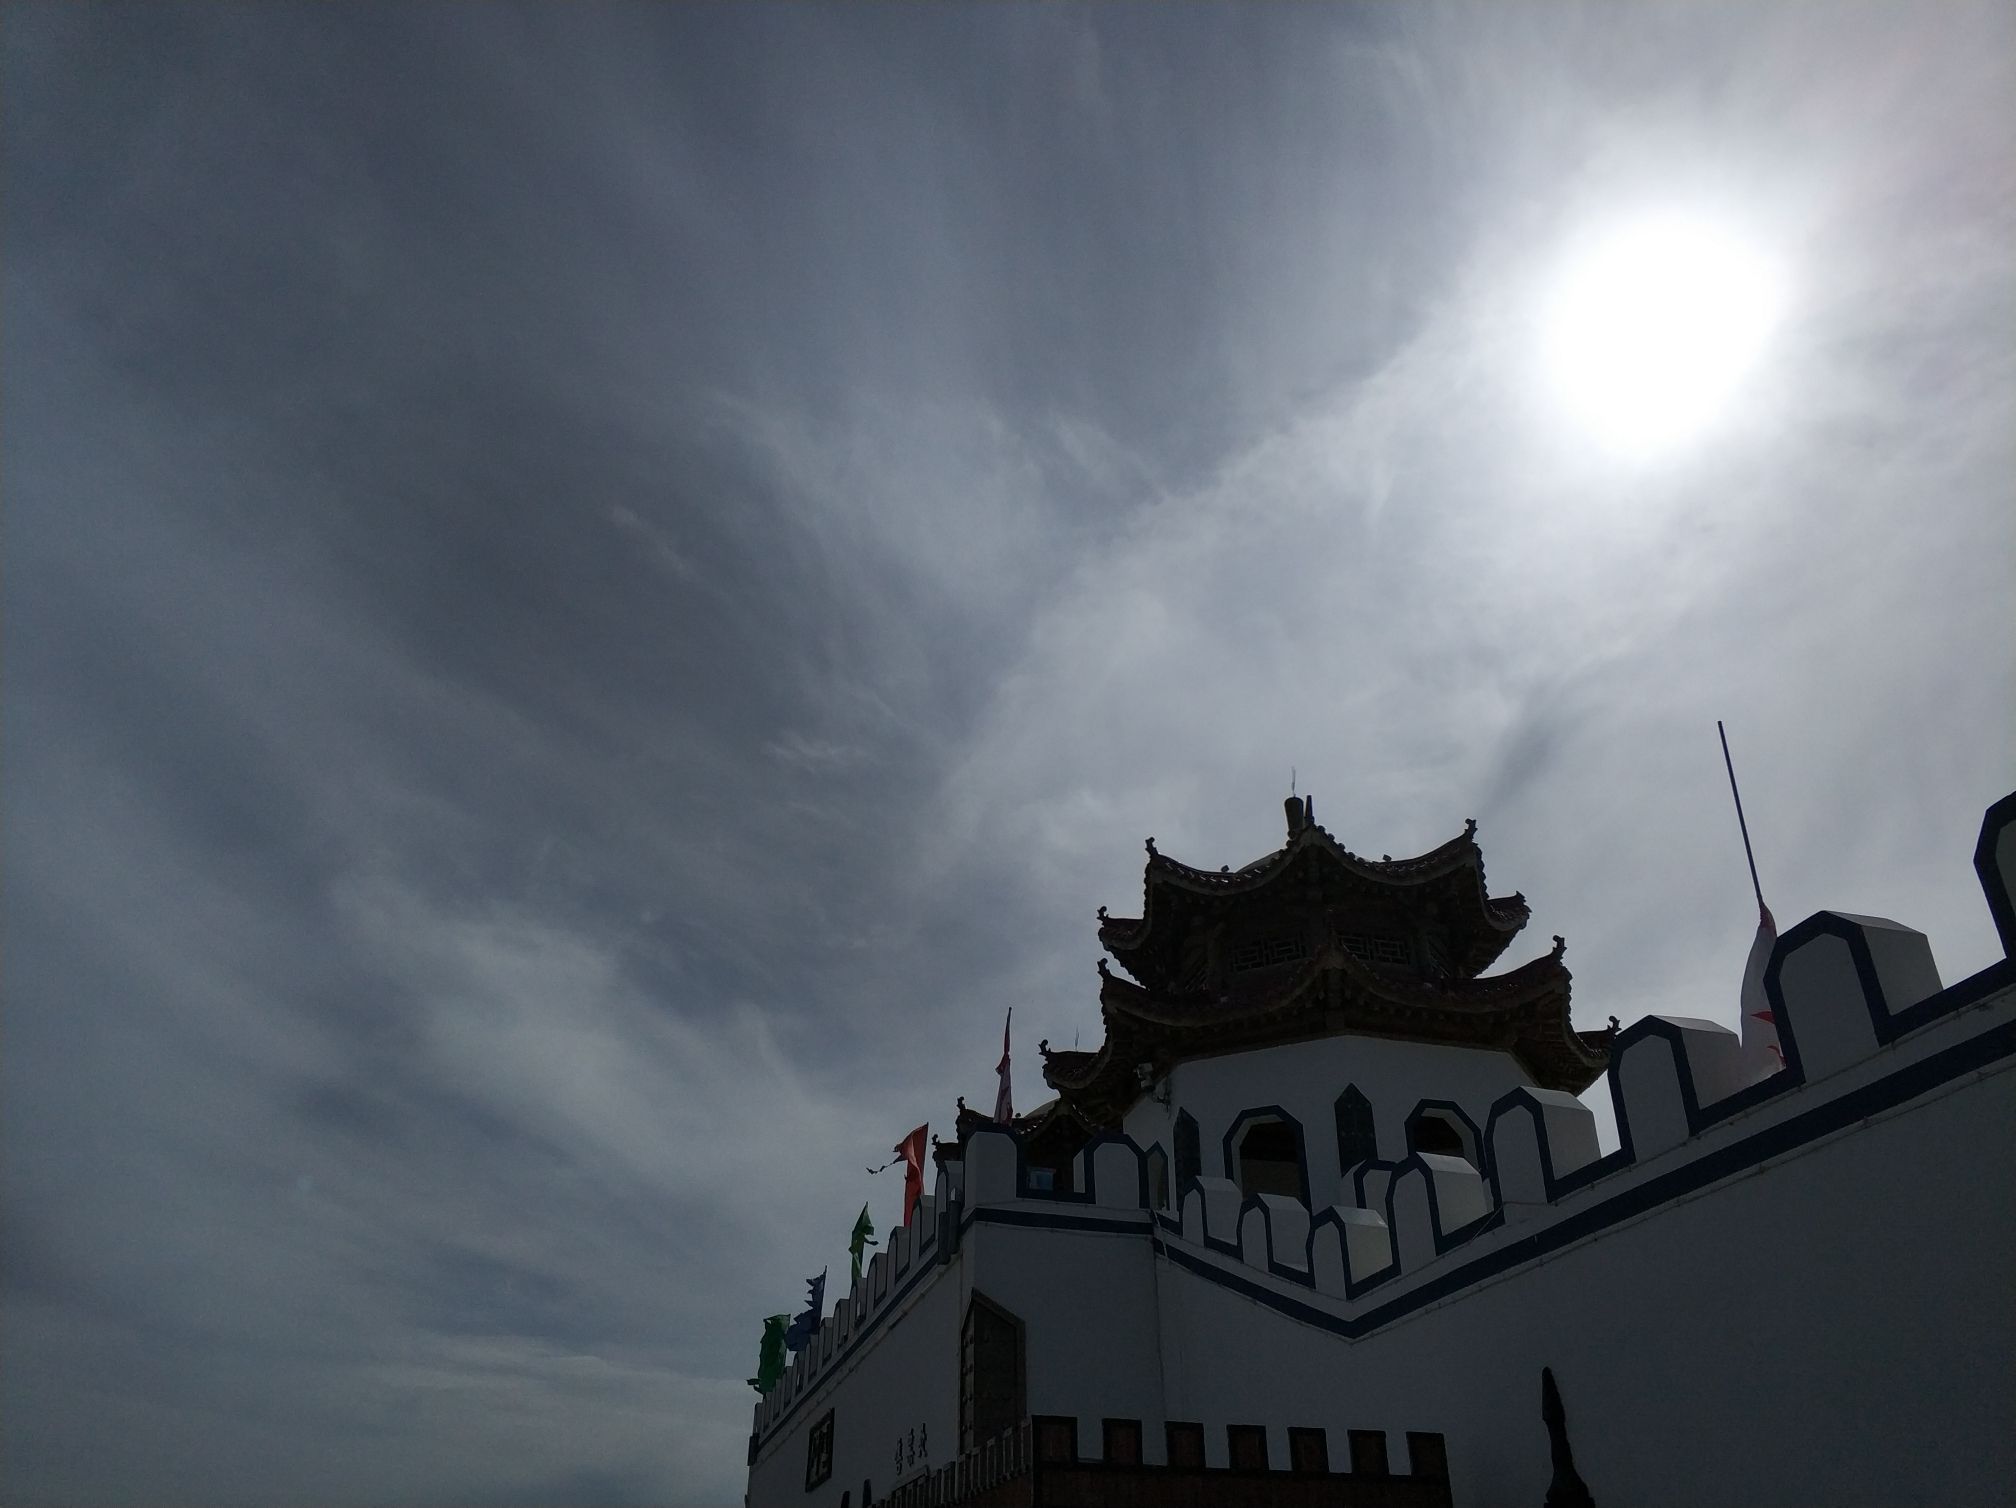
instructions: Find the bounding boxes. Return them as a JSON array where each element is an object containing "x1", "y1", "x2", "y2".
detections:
[
  {"x1": 1043, "y1": 938, "x2": 1610, "y2": 1126},
  {"x1": 1097, "y1": 811, "x2": 1531, "y2": 990}
]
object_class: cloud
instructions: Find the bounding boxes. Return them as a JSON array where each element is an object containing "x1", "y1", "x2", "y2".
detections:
[{"x1": 4, "y1": 4, "x2": 2011, "y2": 1506}]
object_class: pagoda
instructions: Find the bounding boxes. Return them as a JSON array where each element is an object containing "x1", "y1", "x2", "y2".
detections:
[{"x1": 1032, "y1": 794, "x2": 1611, "y2": 1144}]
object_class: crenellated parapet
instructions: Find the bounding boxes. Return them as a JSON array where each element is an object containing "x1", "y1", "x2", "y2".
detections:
[
  {"x1": 750, "y1": 1170, "x2": 957, "y2": 1447},
  {"x1": 942, "y1": 789, "x2": 2016, "y2": 1339},
  {"x1": 752, "y1": 793, "x2": 2016, "y2": 1506}
]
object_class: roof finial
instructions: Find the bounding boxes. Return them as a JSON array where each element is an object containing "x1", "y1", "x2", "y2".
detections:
[{"x1": 1290, "y1": 765, "x2": 1296, "y2": 798}]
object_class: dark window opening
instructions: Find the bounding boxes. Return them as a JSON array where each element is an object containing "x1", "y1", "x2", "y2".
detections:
[
  {"x1": 1026, "y1": 1167, "x2": 1055, "y2": 1192},
  {"x1": 1102, "y1": 1418, "x2": 1142, "y2": 1465},
  {"x1": 1348, "y1": 1430, "x2": 1390, "y2": 1476},
  {"x1": 1235, "y1": 1117, "x2": 1302, "y2": 1200},
  {"x1": 804, "y1": 1410, "x2": 835, "y2": 1491},
  {"x1": 1166, "y1": 1422, "x2": 1206, "y2": 1470},
  {"x1": 1335, "y1": 1086, "x2": 1377, "y2": 1174},
  {"x1": 1033, "y1": 1415, "x2": 1078, "y2": 1464},
  {"x1": 1174, "y1": 1113, "x2": 1201, "y2": 1193},
  {"x1": 1288, "y1": 1427, "x2": 1330, "y2": 1475},
  {"x1": 1407, "y1": 1112, "x2": 1466, "y2": 1160},
  {"x1": 1227, "y1": 1424, "x2": 1269, "y2": 1470},
  {"x1": 1146, "y1": 1147, "x2": 1170, "y2": 1210},
  {"x1": 1406, "y1": 1432, "x2": 1449, "y2": 1480},
  {"x1": 959, "y1": 1294, "x2": 1024, "y2": 1453}
]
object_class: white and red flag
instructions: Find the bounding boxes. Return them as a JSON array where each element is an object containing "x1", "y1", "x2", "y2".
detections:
[
  {"x1": 1739, "y1": 902, "x2": 1784, "y2": 1080},
  {"x1": 993, "y1": 1009, "x2": 1014, "y2": 1122}
]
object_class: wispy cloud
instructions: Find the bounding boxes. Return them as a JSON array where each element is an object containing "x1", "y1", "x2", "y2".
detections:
[{"x1": 4, "y1": 4, "x2": 2010, "y2": 1505}]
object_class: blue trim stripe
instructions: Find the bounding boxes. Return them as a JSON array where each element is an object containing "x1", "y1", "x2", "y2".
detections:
[
  {"x1": 751, "y1": 852, "x2": 2016, "y2": 1459},
  {"x1": 1160, "y1": 1014, "x2": 2016, "y2": 1340},
  {"x1": 886, "y1": 1013, "x2": 2014, "y2": 1349}
]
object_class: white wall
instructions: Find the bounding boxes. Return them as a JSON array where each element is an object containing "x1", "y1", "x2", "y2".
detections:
[
  {"x1": 965, "y1": 1216, "x2": 1168, "y2": 1441},
  {"x1": 748, "y1": 1237, "x2": 962, "y2": 1507},
  {"x1": 1124, "y1": 1034, "x2": 1538, "y2": 1200},
  {"x1": 1149, "y1": 1057, "x2": 2014, "y2": 1505},
  {"x1": 751, "y1": 822, "x2": 2016, "y2": 1508}
]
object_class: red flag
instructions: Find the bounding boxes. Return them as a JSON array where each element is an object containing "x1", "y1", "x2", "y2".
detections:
[
  {"x1": 993, "y1": 1009, "x2": 1013, "y2": 1123},
  {"x1": 894, "y1": 1123, "x2": 928, "y2": 1225}
]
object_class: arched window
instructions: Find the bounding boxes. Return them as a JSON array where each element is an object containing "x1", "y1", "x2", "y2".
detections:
[
  {"x1": 1334, "y1": 1086, "x2": 1376, "y2": 1175},
  {"x1": 1233, "y1": 1116, "x2": 1303, "y2": 1200},
  {"x1": 1174, "y1": 1112, "x2": 1201, "y2": 1194},
  {"x1": 1406, "y1": 1107, "x2": 1472, "y2": 1162},
  {"x1": 1146, "y1": 1146, "x2": 1170, "y2": 1210}
]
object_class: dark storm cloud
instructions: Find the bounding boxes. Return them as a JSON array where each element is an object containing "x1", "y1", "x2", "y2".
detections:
[{"x1": 5, "y1": 4, "x2": 2012, "y2": 1505}]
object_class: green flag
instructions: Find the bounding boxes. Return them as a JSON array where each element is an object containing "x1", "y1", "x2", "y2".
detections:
[
  {"x1": 848, "y1": 1202, "x2": 878, "y2": 1285},
  {"x1": 748, "y1": 1313, "x2": 789, "y2": 1395}
]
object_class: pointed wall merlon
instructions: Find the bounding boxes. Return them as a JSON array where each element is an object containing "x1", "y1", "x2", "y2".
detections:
[
  {"x1": 1311, "y1": 1207, "x2": 1392, "y2": 1295},
  {"x1": 1235, "y1": 1193, "x2": 1311, "y2": 1275},
  {"x1": 1973, "y1": 788, "x2": 2016, "y2": 957},
  {"x1": 1774, "y1": 912, "x2": 1942, "y2": 1079},
  {"x1": 1091, "y1": 1139, "x2": 1147, "y2": 1209},
  {"x1": 1352, "y1": 1163, "x2": 1396, "y2": 1215},
  {"x1": 965, "y1": 1126, "x2": 1019, "y2": 1206},
  {"x1": 1387, "y1": 1165, "x2": 1440, "y2": 1274},
  {"x1": 1487, "y1": 1089, "x2": 1600, "y2": 1215},
  {"x1": 1422, "y1": 1152, "x2": 1491, "y2": 1238},
  {"x1": 1380, "y1": 1152, "x2": 1490, "y2": 1264},
  {"x1": 1193, "y1": 1176, "x2": 1244, "y2": 1245},
  {"x1": 1612, "y1": 1017, "x2": 1734, "y2": 1161}
]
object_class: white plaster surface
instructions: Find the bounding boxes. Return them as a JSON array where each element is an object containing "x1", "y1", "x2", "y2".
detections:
[{"x1": 752, "y1": 897, "x2": 2016, "y2": 1508}]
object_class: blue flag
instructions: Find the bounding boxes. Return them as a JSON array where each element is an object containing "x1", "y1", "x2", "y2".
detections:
[{"x1": 783, "y1": 1269, "x2": 826, "y2": 1353}]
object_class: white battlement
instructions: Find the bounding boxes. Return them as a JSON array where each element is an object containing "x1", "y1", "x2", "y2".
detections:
[
  {"x1": 752, "y1": 791, "x2": 2016, "y2": 1508},
  {"x1": 914, "y1": 792, "x2": 2016, "y2": 1322}
]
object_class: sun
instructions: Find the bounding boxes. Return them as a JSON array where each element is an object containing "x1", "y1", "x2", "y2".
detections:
[{"x1": 1542, "y1": 211, "x2": 1784, "y2": 455}]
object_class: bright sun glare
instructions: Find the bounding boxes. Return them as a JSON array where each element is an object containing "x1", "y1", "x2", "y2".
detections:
[{"x1": 1543, "y1": 211, "x2": 1784, "y2": 455}]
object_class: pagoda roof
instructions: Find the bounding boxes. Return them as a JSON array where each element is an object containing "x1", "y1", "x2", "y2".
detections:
[
  {"x1": 1041, "y1": 935, "x2": 1610, "y2": 1125},
  {"x1": 1097, "y1": 805, "x2": 1531, "y2": 988}
]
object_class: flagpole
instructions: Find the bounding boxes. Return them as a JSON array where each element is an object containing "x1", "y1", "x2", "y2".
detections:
[{"x1": 1717, "y1": 720, "x2": 1767, "y2": 915}]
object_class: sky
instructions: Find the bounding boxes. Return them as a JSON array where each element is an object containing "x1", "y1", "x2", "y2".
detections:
[{"x1": 4, "y1": 4, "x2": 2012, "y2": 1505}]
